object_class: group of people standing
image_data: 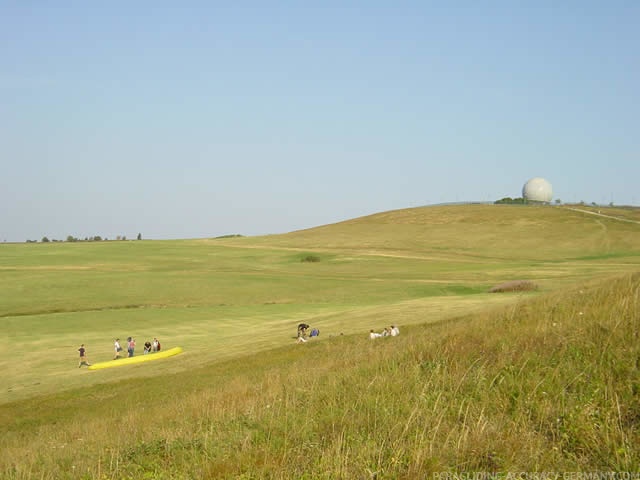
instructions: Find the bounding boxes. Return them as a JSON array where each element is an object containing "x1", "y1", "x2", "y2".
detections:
[
  {"x1": 114, "y1": 337, "x2": 161, "y2": 359},
  {"x1": 369, "y1": 325, "x2": 400, "y2": 339},
  {"x1": 77, "y1": 337, "x2": 163, "y2": 367}
]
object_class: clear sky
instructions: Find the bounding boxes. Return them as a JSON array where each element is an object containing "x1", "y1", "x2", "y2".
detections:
[{"x1": 1, "y1": 2, "x2": 638, "y2": 242}]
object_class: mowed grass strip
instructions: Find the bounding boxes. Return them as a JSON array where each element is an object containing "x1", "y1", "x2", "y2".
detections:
[{"x1": 2, "y1": 293, "x2": 518, "y2": 404}]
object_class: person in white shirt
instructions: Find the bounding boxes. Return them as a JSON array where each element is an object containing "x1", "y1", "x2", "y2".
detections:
[
  {"x1": 390, "y1": 325, "x2": 400, "y2": 336},
  {"x1": 370, "y1": 329, "x2": 382, "y2": 339},
  {"x1": 114, "y1": 339, "x2": 122, "y2": 360}
]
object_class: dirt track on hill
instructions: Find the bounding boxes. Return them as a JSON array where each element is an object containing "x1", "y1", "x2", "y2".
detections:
[{"x1": 566, "y1": 207, "x2": 640, "y2": 225}]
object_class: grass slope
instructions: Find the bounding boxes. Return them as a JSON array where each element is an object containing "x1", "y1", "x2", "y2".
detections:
[
  {"x1": 1, "y1": 204, "x2": 639, "y2": 477},
  {"x1": 1, "y1": 273, "x2": 639, "y2": 478}
]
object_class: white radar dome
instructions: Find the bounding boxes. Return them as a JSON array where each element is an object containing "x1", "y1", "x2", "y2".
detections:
[{"x1": 522, "y1": 177, "x2": 553, "y2": 203}]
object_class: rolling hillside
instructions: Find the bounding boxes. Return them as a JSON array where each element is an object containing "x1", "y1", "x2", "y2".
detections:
[
  {"x1": 1, "y1": 204, "x2": 639, "y2": 404},
  {"x1": 1, "y1": 203, "x2": 639, "y2": 478}
]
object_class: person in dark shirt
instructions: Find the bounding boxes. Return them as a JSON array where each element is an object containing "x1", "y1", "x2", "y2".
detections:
[{"x1": 78, "y1": 344, "x2": 91, "y2": 368}]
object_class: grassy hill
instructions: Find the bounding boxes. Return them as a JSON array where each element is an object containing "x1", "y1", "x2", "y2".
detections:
[{"x1": 1, "y1": 204, "x2": 639, "y2": 478}]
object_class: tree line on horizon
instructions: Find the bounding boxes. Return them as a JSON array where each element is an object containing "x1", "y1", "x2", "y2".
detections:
[
  {"x1": 25, "y1": 233, "x2": 143, "y2": 243},
  {"x1": 494, "y1": 197, "x2": 617, "y2": 207}
]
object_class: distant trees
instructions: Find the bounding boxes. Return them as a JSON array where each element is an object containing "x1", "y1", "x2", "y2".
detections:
[
  {"x1": 495, "y1": 197, "x2": 566, "y2": 206},
  {"x1": 494, "y1": 197, "x2": 525, "y2": 204},
  {"x1": 24, "y1": 234, "x2": 131, "y2": 243}
]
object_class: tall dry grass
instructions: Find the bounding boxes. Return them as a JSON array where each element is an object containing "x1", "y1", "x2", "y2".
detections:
[{"x1": 2, "y1": 272, "x2": 639, "y2": 478}]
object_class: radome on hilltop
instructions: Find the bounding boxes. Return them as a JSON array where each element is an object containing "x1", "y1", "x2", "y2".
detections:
[{"x1": 522, "y1": 177, "x2": 553, "y2": 203}]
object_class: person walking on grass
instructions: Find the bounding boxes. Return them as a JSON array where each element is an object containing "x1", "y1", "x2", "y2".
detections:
[
  {"x1": 78, "y1": 344, "x2": 91, "y2": 367},
  {"x1": 114, "y1": 338, "x2": 122, "y2": 360},
  {"x1": 127, "y1": 337, "x2": 136, "y2": 357}
]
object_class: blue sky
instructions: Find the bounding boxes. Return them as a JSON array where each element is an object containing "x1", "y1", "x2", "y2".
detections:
[{"x1": 1, "y1": 2, "x2": 638, "y2": 241}]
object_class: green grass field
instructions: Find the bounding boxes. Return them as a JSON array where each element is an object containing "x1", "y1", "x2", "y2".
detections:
[{"x1": 1, "y1": 204, "x2": 639, "y2": 478}]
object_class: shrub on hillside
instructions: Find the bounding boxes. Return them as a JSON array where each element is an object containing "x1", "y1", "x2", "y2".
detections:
[
  {"x1": 489, "y1": 280, "x2": 537, "y2": 293},
  {"x1": 215, "y1": 234, "x2": 244, "y2": 239},
  {"x1": 300, "y1": 254, "x2": 321, "y2": 263}
]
